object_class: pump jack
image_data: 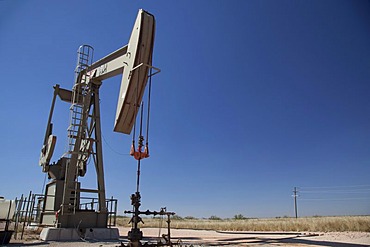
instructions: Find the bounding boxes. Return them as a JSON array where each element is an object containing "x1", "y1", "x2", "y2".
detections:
[{"x1": 37, "y1": 10, "x2": 176, "y2": 243}]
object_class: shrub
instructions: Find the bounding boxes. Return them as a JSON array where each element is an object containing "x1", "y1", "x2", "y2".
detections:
[
  {"x1": 171, "y1": 215, "x2": 184, "y2": 220},
  {"x1": 234, "y1": 214, "x2": 247, "y2": 220},
  {"x1": 184, "y1": 216, "x2": 197, "y2": 220}
]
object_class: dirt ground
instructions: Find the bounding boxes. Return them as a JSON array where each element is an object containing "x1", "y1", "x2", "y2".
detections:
[{"x1": 4, "y1": 227, "x2": 370, "y2": 246}]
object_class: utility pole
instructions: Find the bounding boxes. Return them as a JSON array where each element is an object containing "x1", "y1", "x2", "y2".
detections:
[{"x1": 293, "y1": 187, "x2": 298, "y2": 218}]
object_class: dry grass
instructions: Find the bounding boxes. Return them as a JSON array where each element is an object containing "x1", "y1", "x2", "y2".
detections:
[{"x1": 117, "y1": 216, "x2": 370, "y2": 232}]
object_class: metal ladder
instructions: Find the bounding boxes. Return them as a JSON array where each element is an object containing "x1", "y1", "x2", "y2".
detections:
[
  {"x1": 67, "y1": 45, "x2": 94, "y2": 156},
  {"x1": 65, "y1": 45, "x2": 94, "y2": 214}
]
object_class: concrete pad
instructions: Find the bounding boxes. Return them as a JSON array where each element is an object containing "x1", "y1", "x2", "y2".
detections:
[
  {"x1": 40, "y1": 227, "x2": 119, "y2": 241},
  {"x1": 84, "y1": 228, "x2": 120, "y2": 240},
  {"x1": 40, "y1": 228, "x2": 80, "y2": 241}
]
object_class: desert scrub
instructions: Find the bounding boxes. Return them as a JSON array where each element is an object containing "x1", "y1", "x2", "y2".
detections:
[{"x1": 116, "y1": 216, "x2": 370, "y2": 232}]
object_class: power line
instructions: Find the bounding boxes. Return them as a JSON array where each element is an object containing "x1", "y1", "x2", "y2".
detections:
[
  {"x1": 299, "y1": 185, "x2": 370, "y2": 190},
  {"x1": 300, "y1": 189, "x2": 370, "y2": 193},
  {"x1": 102, "y1": 134, "x2": 130, "y2": 156},
  {"x1": 292, "y1": 187, "x2": 298, "y2": 218},
  {"x1": 300, "y1": 197, "x2": 370, "y2": 201},
  {"x1": 293, "y1": 185, "x2": 370, "y2": 215}
]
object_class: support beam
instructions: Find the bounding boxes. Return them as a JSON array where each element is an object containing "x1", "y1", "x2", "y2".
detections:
[
  {"x1": 87, "y1": 45, "x2": 129, "y2": 81},
  {"x1": 92, "y1": 83, "x2": 107, "y2": 212}
]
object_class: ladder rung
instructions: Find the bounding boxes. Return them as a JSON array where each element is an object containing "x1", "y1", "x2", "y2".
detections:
[
  {"x1": 72, "y1": 106, "x2": 83, "y2": 111},
  {"x1": 70, "y1": 123, "x2": 84, "y2": 127},
  {"x1": 67, "y1": 129, "x2": 79, "y2": 133}
]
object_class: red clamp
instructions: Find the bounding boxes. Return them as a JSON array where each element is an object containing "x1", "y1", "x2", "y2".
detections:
[{"x1": 130, "y1": 143, "x2": 149, "y2": 160}]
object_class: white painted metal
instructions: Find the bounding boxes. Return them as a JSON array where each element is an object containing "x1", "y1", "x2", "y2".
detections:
[
  {"x1": 0, "y1": 198, "x2": 15, "y2": 220},
  {"x1": 114, "y1": 9, "x2": 155, "y2": 134},
  {"x1": 81, "y1": 10, "x2": 156, "y2": 135},
  {"x1": 39, "y1": 135, "x2": 56, "y2": 167},
  {"x1": 88, "y1": 45, "x2": 129, "y2": 81}
]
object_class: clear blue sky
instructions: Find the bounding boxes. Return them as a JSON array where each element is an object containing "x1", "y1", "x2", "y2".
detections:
[{"x1": 1, "y1": 0, "x2": 369, "y2": 218}]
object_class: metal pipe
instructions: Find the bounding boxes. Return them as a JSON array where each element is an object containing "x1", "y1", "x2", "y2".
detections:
[
  {"x1": 21, "y1": 191, "x2": 32, "y2": 239},
  {"x1": 43, "y1": 85, "x2": 59, "y2": 145}
]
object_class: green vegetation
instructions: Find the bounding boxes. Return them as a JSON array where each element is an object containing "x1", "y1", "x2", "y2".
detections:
[
  {"x1": 116, "y1": 215, "x2": 370, "y2": 232},
  {"x1": 209, "y1": 215, "x2": 222, "y2": 220},
  {"x1": 234, "y1": 214, "x2": 247, "y2": 220}
]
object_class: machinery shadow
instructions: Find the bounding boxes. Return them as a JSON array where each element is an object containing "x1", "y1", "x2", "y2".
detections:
[
  {"x1": 204, "y1": 236, "x2": 369, "y2": 247},
  {"x1": 5, "y1": 242, "x2": 49, "y2": 246}
]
